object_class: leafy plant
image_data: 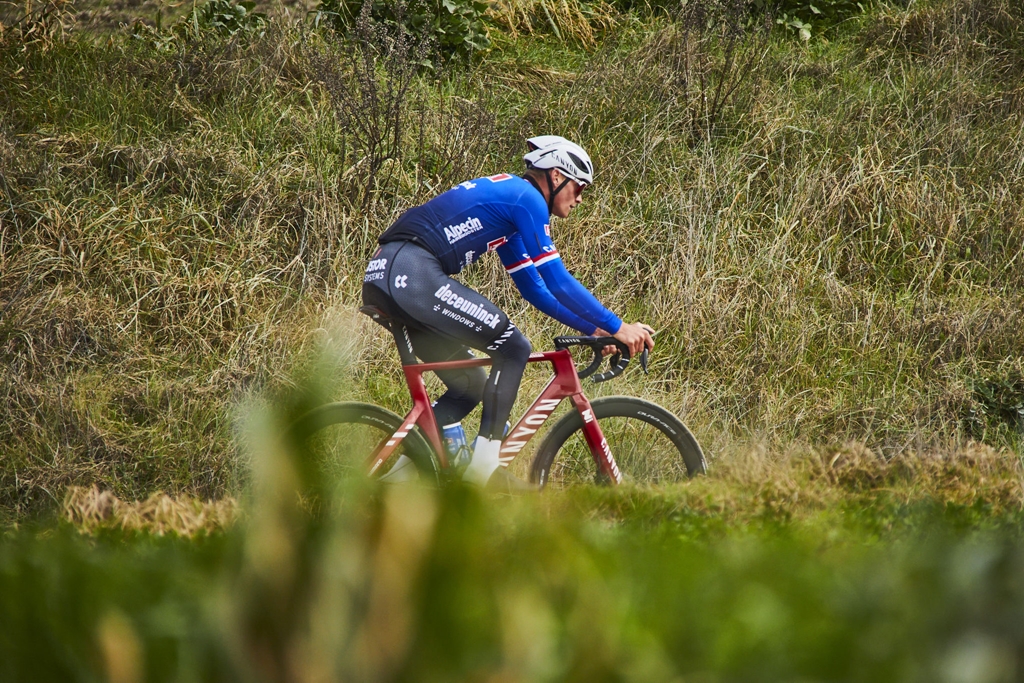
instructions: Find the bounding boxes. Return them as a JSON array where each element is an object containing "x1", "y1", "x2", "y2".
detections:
[
  {"x1": 183, "y1": 0, "x2": 267, "y2": 37},
  {"x1": 132, "y1": 0, "x2": 266, "y2": 49},
  {"x1": 750, "y1": 0, "x2": 868, "y2": 40},
  {"x1": 967, "y1": 368, "x2": 1024, "y2": 439},
  {"x1": 310, "y1": 0, "x2": 498, "y2": 208},
  {"x1": 647, "y1": 0, "x2": 771, "y2": 144},
  {"x1": 311, "y1": 0, "x2": 424, "y2": 208},
  {"x1": 315, "y1": 0, "x2": 490, "y2": 62}
]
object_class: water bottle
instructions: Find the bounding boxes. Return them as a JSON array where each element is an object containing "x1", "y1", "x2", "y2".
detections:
[
  {"x1": 442, "y1": 423, "x2": 472, "y2": 472},
  {"x1": 445, "y1": 422, "x2": 511, "y2": 474}
]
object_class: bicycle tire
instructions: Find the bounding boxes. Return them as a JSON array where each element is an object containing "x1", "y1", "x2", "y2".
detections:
[
  {"x1": 530, "y1": 396, "x2": 706, "y2": 489},
  {"x1": 288, "y1": 402, "x2": 439, "y2": 484}
]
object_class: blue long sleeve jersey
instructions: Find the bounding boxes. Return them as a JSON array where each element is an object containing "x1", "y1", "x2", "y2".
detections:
[{"x1": 379, "y1": 174, "x2": 622, "y2": 335}]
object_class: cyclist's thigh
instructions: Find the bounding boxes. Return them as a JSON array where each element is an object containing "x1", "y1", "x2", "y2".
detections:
[
  {"x1": 407, "y1": 328, "x2": 475, "y2": 364},
  {"x1": 385, "y1": 243, "x2": 512, "y2": 351},
  {"x1": 364, "y1": 264, "x2": 484, "y2": 398},
  {"x1": 362, "y1": 242, "x2": 415, "y2": 323}
]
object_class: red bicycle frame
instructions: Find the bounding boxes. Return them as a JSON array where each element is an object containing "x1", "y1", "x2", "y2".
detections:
[{"x1": 366, "y1": 350, "x2": 622, "y2": 484}]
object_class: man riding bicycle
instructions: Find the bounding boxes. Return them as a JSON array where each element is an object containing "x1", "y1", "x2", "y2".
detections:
[{"x1": 362, "y1": 135, "x2": 655, "y2": 489}]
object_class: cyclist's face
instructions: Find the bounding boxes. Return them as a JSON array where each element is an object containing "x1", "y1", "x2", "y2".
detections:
[{"x1": 550, "y1": 170, "x2": 585, "y2": 218}]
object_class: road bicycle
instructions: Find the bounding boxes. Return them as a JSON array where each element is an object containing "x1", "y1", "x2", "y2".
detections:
[{"x1": 290, "y1": 306, "x2": 706, "y2": 488}]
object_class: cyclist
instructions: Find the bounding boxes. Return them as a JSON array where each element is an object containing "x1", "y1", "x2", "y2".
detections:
[{"x1": 362, "y1": 135, "x2": 655, "y2": 489}]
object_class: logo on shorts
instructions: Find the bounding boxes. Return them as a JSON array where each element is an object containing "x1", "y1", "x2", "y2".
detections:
[
  {"x1": 434, "y1": 284, "x2": 500, "y2": 329},
  {"x1": 394, "y1": 275, "x2": 408, "y2": 288},
  {"x1": 464, "y1": 250, "x2": 475, "y2": 266},
  {"x1": 363, "y1": 257, "x2": 387, "y2": 282},
  {"x1": 486, "y1": 324, "x2": 516, "y2": 351},
  {"x1": 444, "y1": 217, "x2": 484, "y2": 244}
]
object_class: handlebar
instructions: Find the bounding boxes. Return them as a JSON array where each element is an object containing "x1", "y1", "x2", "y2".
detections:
[{"x1": 553, "y1": 336, "x2": 649, "y2": 383}]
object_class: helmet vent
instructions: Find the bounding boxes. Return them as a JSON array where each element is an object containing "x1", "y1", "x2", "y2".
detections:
[{"x1": 567, "y1": 152, "x2": 589, "y2": 173}]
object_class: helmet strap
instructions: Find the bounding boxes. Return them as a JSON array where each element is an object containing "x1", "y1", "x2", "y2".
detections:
[
  {"x1": 545, "y1": 170, "x2": 572, "y2": 215},
  {"x1": 523, "y1": 170, "x2": 573, "y2": 215}
]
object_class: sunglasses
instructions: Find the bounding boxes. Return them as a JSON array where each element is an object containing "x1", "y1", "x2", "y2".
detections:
[{"x1": 568, "y1": 178, "x2": 587, "y2": 198}]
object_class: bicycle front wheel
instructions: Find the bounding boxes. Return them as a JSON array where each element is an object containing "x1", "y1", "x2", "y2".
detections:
[
  {"x1": 530, "y1": 397, "x2": 706, "y2": 489},
  {"x1": 288, "y1": 402, "x2": 439, "y2": 485}
]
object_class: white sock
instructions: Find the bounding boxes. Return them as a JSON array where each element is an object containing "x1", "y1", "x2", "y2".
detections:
[
  {"x1": 462, "y1": 437, "x2": 502, "y2": 486},
  {"x1": 379, "y1": 455, "x2": 418, "y2": 483}
]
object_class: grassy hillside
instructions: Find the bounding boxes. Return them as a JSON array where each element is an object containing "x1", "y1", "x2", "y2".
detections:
[
  {"x1": 2, "y1": 0, "x2": 1024, "y2": 518},
  {"x1": 4, "y1": 2, "x2": 1024, "y2": 677}
]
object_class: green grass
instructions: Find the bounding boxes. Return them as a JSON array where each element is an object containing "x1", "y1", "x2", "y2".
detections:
[
  {"x1": 5, "y1": 480, "x2": 1024, "y2": 682},
  {"x1": 2, "y1": 1, "x2": 1024, "y2": 664},
  {"x1": 3, "y1": 1, "x2": 1024, "y2": 675},
  {"x1": 3, "y1": 0, "x2": 1024, "y2": 516}
]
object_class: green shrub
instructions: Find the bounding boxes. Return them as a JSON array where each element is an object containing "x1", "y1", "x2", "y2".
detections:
[
  {"x1": 315, "y1": 0, "x2": 490, "y2": 62},
  {"x1": 967, "y1": 367, "x2": 1024, "y2": 439},
  {"x1": 751, "y1": 0, "x2": 869, "y2": 39},
  {"x1": 183, "y1": 0, "x2": 267, "y2": 37},
  {"x1": 132, "y1": 0, "x2": 266, "y2": 49}
]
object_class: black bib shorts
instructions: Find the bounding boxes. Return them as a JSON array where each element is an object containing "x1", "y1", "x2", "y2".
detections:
[{"x1": 362, "y1": 241, "x2": 531, "y2": 440}]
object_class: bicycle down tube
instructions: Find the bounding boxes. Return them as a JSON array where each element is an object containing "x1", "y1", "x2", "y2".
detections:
[{"x1": 365, "y1": 350, "x2": 623, "y2": 484}]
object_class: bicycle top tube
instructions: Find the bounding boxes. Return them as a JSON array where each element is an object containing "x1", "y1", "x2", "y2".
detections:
[
  {"x1": 410, "y1": 337, "x2": 634, "y2": 384},
  {"x1": 409, "y1": 350, "x2": 554, "y2": 371},
  {"x1": 407, "y1": 349, "x2": 583, "y2": 393}
]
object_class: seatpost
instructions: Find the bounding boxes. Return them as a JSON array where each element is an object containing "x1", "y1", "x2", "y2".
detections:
[
  {"x1": 358, "y1": 306, "x2": 419, "y2": 367},
  {"x1": 389, "y1": 323, "x2": 419, "y2": 366}
]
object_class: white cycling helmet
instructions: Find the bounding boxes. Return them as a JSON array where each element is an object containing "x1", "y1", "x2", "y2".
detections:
[{"x1": 524, "y1": 135, "x2": 594, "y2": 186}]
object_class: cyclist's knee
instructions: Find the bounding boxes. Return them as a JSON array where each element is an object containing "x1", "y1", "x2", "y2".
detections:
[
  {"x1": 439, "y1": 366, "x2": 486, "y2": 404},
  {"x1": 511, "y1": 329, "x2": 532, "y2": 359},
  {"x1": 491, "y1": 327, "x2": 531, "y2": 365}
]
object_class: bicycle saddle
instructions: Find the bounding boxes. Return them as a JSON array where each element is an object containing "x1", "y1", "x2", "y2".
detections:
[{"x1": 359, "y1": 305, "x2": 390, "y2": 323}]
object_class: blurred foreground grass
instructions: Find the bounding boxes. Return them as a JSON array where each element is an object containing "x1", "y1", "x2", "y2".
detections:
[
  {"x1": 5, "y1": 395, "x2": 1024, "y2": 683},
  {"x1": 4, "y1": 482, "x2": 1024, "y2": 682}
]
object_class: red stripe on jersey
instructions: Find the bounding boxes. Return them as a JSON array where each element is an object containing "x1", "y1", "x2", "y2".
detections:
[
  {"x1": 487, "y1": 236, "x2": 508, "y2": 252},
  {"x1": 488, "y1": 173, "x2": 513, "y2": 182},
  {"x1": 504, "y1": 258, "x2": 532, "y2": 274},
  {"x1": 533, "y1": 251, "x2": 560, "y2": 267}
]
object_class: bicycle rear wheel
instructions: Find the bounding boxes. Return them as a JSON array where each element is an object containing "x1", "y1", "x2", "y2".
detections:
[
  {"x1": 288, "y1": 402, "x2": 439, "y2": 484},
  {"x1": 530, "y1": 397, "x2": 705, "y2": 489}
]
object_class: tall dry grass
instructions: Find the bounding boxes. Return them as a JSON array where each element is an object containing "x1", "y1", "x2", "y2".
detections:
[
  {"x1": 62, "y1": 484, "x2": 240, "y2": 535},
  {"x1": 2, "y1": 0, "x2": 1024, "y2": 517}
]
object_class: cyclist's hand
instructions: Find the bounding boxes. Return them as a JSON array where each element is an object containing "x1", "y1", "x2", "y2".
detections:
[{"x1": 612, "y1": 322, "x2": 655, "y2": 358}]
